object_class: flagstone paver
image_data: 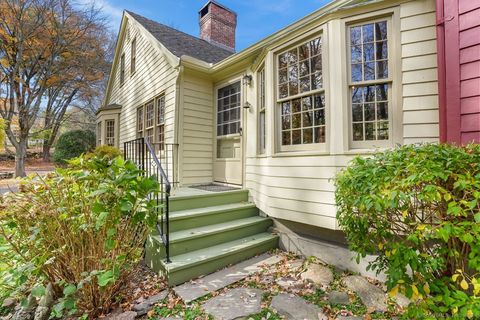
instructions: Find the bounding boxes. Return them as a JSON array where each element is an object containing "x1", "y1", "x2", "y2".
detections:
[
  {"x1": 270, "y1": 293, "x2": 327, "y2": 320},
  {"x1": 343, "y1": 275, "x2": 387, "y2": 312},
  {"x1": 327, "y1": 291, "x2": 350, "y2": 305},
  {"x1": 202, "y1": 288, "x2": 263, "y2": 320},
  {"x1": 132, "y1": 290, "x2": 168, "y2": 316},
  {"x1": 300, "y1": 263, "x2": 334, "y2": 287},
  {"x1": 174, "y1": 253, "x2": 281, "y2": 303}
]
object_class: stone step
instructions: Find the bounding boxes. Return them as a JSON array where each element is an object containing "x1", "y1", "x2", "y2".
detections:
[
  {"x1": 151, "y1": 216, "x2": 273, "y2": 256},
  {"x1": 169, "y1": 189, "x2": 249, "y2": 211},
  {"x1": 160, "y1": 232, "x2": 278, "y2": 286},
  {"x1": 168, "y1": 202, "x2": 258, "y2": 232}
]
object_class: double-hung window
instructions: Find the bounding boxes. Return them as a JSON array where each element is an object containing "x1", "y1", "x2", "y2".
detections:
[
  {"x1": 97, "y1": 122, "x2": 102, "y2": 145},
  {"x1": 277, "y1": 36, "x2": 326, "y2": 151},
  {"x1": 131, "y1": 38, "x2": 137, "y2": 75},
  {"x1": 258, "y1": 67, "x2": 266, "y2": 154},
  {"x1": 105, "y1": 120, "x2": 115, "y2": 146},
  {"x1": 136, "y1": 94, "x2": 166, "y2": 151},
  {"x1": 137, "y1": 106, "x2": 144, "y2": 138},
  {"x1": 120, "y1": 53, "x2": 125, "y2": 86},
  {"x1": 145, "y1": 100, "x2": 155, "y2": 143},
  {"x1": 156, "y1": 95, "x2": 165, "y2": 151},
  {"x1": 348, "y1": 19, "x2": 391, "y2": 148}
]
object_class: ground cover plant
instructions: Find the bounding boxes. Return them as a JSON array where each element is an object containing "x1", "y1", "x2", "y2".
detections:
[
  {"x1": 336, "y1": 143, "x2": 480, "y2": 319},
  {"x1": 0, "y1": 153, "x2": 160, "y2": 318}
]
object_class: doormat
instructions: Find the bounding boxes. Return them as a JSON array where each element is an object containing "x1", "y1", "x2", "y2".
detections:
[{"x1": 190, "y1": 184, "x2": 240, "y2": 192}]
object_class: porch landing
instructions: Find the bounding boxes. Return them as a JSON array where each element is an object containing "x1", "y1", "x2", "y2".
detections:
[{"x1": 145, "y1": 186, "x2": 278, "y2": 286}]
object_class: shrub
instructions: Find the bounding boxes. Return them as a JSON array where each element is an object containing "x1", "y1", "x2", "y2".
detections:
[
  {"x1": 0, "y1": 154, "x2": 159, "y2": 318},
  {"x1": 86, "y1": 145, "x2": 122, "y2": 161},
  {"x1": 53, "y1": 130, "x2": 96, "y2": 164},
  {"x1": 335, "y1": 143, "x2": 480, "y2": 319}
]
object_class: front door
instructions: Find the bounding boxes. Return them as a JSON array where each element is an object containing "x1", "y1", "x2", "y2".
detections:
[{"x1": 213, "y1": 81, "x2": 243, "y2": 185}]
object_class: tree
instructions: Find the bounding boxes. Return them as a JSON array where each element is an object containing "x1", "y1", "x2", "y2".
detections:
[{"x1": 0, "y1": 0, "x2": 108, "y2": 176}]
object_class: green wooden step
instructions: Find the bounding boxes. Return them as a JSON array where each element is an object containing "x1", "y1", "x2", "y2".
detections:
[
  {"x1": 170, "y1": 190, "x2": 249, "y2": 211},
  {"x1": 169, "y1": 202, "x2": 258, "y2": 232},
  {"x1": 152, "y1": 216, "x2": 272, "y2": 256},
  {"x1": 161, "y1": 232, "x2": 278, "y2": 286}
]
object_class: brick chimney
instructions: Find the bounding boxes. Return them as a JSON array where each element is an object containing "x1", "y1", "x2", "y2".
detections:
[{"x1": 199, "y1": 1, "x2": 237, "y2": 52}]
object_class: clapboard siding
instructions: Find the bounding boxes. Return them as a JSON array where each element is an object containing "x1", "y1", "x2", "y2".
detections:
[
  {"x1": 180, "y1": 73, "x2": 214, "y2": 185},
  {"x1": 244, "y1": 0, "x2": 440, "y2": 230},
  {"x1": 401, "y1": 0, "x2": 439, "y2": 142},
  {"x1": 106, "y1": 18, "x2": 178, "y2": 147},
  {"x1": 459, "y1": 0, "x2": 480, "y2": 143}
]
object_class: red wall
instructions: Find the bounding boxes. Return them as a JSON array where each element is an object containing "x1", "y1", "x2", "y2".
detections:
[{"x1": 437, "y1": 0, "x2": 480, "y2": 144}]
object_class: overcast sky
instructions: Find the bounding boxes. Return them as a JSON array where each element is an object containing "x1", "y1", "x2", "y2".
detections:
[{"x1": 78, "y1": 0, "x2": 332, "y2": 51}]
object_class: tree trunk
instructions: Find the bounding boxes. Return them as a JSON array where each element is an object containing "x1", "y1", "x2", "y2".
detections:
[
  {"x1": 15, "y1": 138, "x2": 27, "y2": 177},
  {"x1": 42, "y1": 140, "x2": 51, "y2": 161}
]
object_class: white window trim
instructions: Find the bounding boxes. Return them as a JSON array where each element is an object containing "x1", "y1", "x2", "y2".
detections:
[
  {"x1": 273, "y1": 27, "x2": 330, "y2": 154},
  {"x1": 342, "y1": 9, "x2": 402, "y2": 151}
]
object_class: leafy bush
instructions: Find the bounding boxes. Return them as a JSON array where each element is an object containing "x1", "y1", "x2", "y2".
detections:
[
  {"x1": 86, "y1": 145, "x2": 122, "y2": 161},
  {"x1": 335, "y1": 143, "x2": 480, "y2": 319},
  {"x1": 0, "y1": 154, "x2": 159, "y2": 318},
  {"x1": 53, "y1": 129, "x2": 96, "y2": 164}
]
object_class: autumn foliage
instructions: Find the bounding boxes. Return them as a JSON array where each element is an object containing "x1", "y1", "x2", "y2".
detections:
[{"x1": 0, "y1": 0, "x2": 111, "y2": 176}]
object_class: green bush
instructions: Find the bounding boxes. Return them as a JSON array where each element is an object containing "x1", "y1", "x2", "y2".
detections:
[
  {"x1": 335, "y1": 143, "x2": 480, "y2": 319},
  {"x1": 53, "y1": 130, "x2": 96, "y2": 164},
  {"x1": 86, "y1": 145, "x2": 122, "y2": 161},
  {"x1": 0, "y1": 154, "x2": 159, "y2": 318}
]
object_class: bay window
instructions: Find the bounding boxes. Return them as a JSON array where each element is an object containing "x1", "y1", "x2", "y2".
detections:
[{"x1": 277, "y1": 36, "x2": 325, "y2": 150}]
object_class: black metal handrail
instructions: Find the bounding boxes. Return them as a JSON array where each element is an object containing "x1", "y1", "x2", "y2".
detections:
[{"x1": 124, "y1": 138, "x2": 171, "y2": 263}]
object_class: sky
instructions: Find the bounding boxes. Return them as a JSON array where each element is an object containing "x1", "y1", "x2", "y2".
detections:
[{"x1": 79, "y1": 0, "x2": 333, "y2": 51}]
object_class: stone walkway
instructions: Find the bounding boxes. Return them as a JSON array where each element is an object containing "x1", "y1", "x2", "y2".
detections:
[{"x1": 114, "y1": 251, "x2": 409, "y2": 319}]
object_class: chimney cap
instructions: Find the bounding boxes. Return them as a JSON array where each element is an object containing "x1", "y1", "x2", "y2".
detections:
[{"x1": 198, "y1": 0, "x2": 237, "y2": 17}]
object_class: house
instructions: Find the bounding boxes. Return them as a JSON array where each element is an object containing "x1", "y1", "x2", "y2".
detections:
[{"x1": 97, "y1": 0, "x2": 480, "y2": 285}]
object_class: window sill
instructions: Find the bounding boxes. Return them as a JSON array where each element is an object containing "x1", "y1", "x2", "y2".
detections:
[
  {"x1": 272, "y1": 150, "x2": 330, "y2": 158},
  {"x1": 343, "y1": 146, "x2": 393, "y2": 155}
]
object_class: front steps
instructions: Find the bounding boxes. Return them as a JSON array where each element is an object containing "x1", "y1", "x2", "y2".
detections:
[{"x1": 145, "y1": 189, "x2": 278, "y2": 286}]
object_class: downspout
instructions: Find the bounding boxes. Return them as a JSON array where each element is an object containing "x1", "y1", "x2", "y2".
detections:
[{"x1": 435, "y1": 0, "x2": 447, "y2": 143}]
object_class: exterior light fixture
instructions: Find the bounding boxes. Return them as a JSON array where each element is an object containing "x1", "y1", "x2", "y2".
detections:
[
  {"x1": 242, "y1": 74, "x2": 252, "y2": 86},
  {"x1": 243, "y1": 101, "x2": 252, "y2": 109}
]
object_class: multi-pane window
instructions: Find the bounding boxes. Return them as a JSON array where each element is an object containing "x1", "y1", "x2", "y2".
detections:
[
  {"x1": 120, "y1": 53, "x2": 125, "y2": 85},
  {"x1": 137, "y1": 106, "x2": 144, "y2": 137},
  {"x1": 281, "y1": 94, "x2": 326, "y2": 145},
  {"x1": 349, "y1": 20, "x2": 390, "y2": 145},
  {"x1": 145, "y1": 101, "x2": 154, "y2": 143},
  {"x1": 97, "y1": 122, "x2": 102, "y2": 145},
  {"x1": 258, "y1": 67, "x2": 266, "y2": 154},
  {"x1": 156, "y1": 95, "x2": 165, "y2": 151},
  {"x1": 217, "y1": 82, "x2": 241, "y2": 136},
  {"x1": 105, "y1": 120, "x2": 115, "y2": 146},
  {"x1": 278, "y1": 37, "x2": 322, "y2": 99},
  {"x1": 277, "y1": 36, "x2": 325, "y2": 147},
  {"x1": 131, "y1": 38, "x2": 136, "y2": 75},
  {"x1": 136, "y1": 95, "x2": 166, "y2": 151}
]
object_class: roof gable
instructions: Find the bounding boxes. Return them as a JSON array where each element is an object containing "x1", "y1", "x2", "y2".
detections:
[{"x1": 126, "y1": 11, "x2": 233, "y2": 64}]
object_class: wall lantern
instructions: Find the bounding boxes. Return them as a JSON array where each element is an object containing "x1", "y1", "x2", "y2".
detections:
[{"x1": 242, "y1": 74, "x2": 253, "y2": 86}]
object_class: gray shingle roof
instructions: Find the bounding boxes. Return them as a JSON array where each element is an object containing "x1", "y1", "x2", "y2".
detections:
[{"x1": 126, "y1": 11, "x2": 234, "y2": 64}]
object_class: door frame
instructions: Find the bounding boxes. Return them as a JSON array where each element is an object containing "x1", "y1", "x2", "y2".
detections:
[{"x1": 213, "y1": 75, "x2": 244, "y2": 186}]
